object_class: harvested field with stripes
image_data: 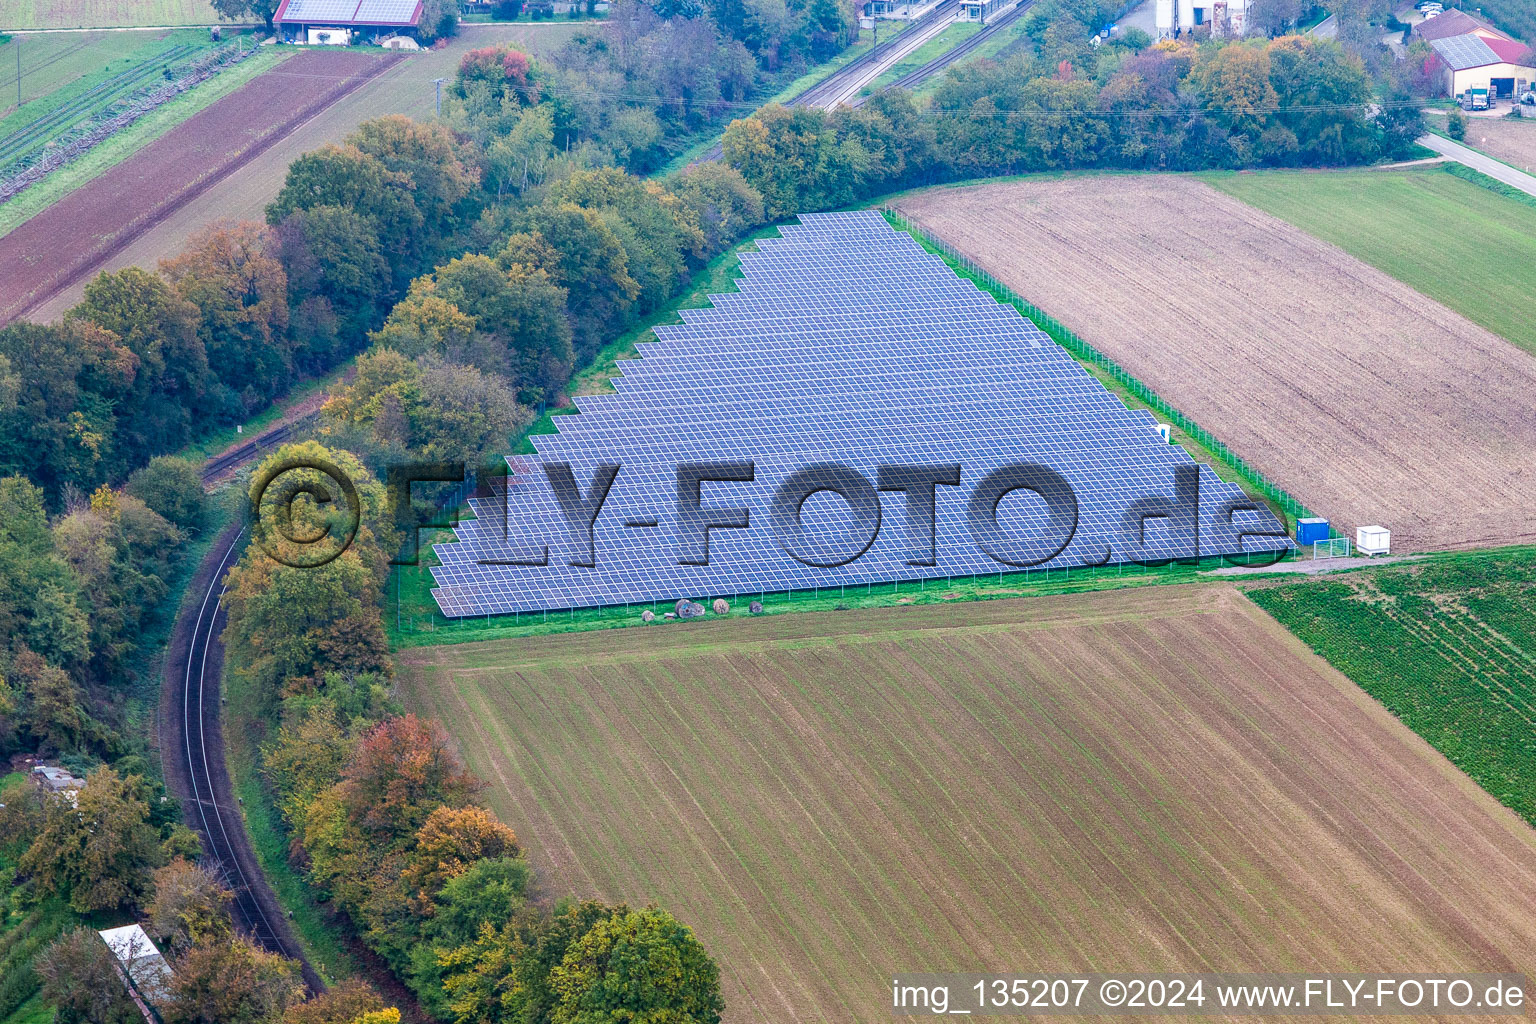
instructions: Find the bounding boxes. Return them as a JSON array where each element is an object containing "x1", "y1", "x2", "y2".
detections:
[
  {"x1": 894, "y1": 174, "x2": 1536, "y2": 554},
  {"x1": 399, "y1": 585, "x2": 1536, "y2": 1024},
  {"x1": 0, "y1": 48, "x2": 395, "y2": 325}
]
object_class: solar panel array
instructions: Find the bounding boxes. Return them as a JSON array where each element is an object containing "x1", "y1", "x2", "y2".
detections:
[
  {"x1": 1429, "y1": 32, "x2": 1500, "y2": 69},
  {"x1": 277, "y1": 0, "x2": 421, "y2": 24},
  {"x1": 431, "y1": 211, "x2": 1292, "y2": 617}
]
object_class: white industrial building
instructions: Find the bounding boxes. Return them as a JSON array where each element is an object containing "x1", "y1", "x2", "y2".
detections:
[{"x1": 1155, "y1": 0, "x2": 1246, "y2": 37}]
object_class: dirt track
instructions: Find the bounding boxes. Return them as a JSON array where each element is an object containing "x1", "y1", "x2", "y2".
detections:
[
  {"x1": 399, "y1": 585, "x2": 1536, "y2": 1024},
  {"x1": 896, "y1": 175, "x2": 1536, "y2": 552},
  {"x1": 0, "y1": 48, "x2": 396, "y2": 325}
]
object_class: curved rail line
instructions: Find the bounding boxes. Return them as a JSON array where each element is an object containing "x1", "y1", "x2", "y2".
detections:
[{"x1": 177, "y1": 523, "x2": 324, "y2": 992}]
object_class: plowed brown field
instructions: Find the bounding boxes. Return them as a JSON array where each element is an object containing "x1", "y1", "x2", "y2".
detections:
[
  {"x1": 895, "y1": 175, "x2": 1536, "y2": 553},
  {"x1": 399, "y1": 586, "x2": 1536, "y2": 1024},
  {"x1": 0, "y1": 49, "x2": 396, "y2": 325}
]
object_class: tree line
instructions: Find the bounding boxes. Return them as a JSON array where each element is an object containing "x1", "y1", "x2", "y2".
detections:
[
  {"x1": 723, "y1": 34, "x2": 1424, "y2": 219},
  {"x1": 221, "y1": 440, "x2": 725, "y2": 1024}
]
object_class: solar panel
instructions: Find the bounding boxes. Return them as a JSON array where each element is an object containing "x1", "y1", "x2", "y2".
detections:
[
  {"x1": 429, "y1": 211, "x2": 1293, "y2": 617},
  {"x1": 1430, "y1": 33, "x2": 1500, "y2": 70},
  {"x1": 356, "y1": 0, "x2": 421, "y2": 23},
  {"x1": 279, "y1": 0, "x2": 361, "y2": 21}
]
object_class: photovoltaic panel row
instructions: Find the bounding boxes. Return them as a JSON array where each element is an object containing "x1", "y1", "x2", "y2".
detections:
[{"x1": 430, "y1": 211, "x2": 1291, "y2": 616}]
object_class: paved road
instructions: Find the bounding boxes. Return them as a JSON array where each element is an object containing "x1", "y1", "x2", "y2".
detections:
[{"x1": 1418, "y1": 132, "x2": 1536, "y2": 198}]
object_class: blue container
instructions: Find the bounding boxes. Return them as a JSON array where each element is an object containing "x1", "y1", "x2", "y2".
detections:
[{"x1": 1296, "y1": 517, "x2": 1330, "y2": 545}]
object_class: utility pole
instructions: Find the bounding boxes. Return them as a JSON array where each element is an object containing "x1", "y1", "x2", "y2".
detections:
[{"x1": 433, "y1": 77, "x2": 445, "y2": 117}]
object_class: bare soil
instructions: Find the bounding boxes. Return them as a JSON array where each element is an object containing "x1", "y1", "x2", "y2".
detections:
[
  {"x1": 22, "y1": 23, "x2": 584, "y2": 320},
  {"x1": 1431, "y1": 112, "x2": 1536, "y2": 174},
  {"x1": 896, "y1": 175, "x2": 1536, "y2": 552},
  {"x1": 0, "y1": 48, "x2": 396, "y2": 325},
  {"x1": 399, "y1": 586, "x2": 1536, "y2": 1024}
]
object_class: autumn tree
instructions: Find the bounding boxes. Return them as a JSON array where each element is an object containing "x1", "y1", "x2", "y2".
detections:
[
  {"x1": 339, "y1": 714, "x2": 480, "y2": 840},
  {"x1": 323, "y1": 348, "x2": 531, "y2": 463},
  {"x1": 0, "y1": 477, "x2": 89, "y2": 670},
  {"x1": 160, "y1": 220, "x2": 292, "y2": 413},
  {"x1": 72, "y1": 266, "x2": 215, "y2": 458},
  {"x1": 280, "y1": 979, "x2": 390, "y2": 1024},
  {"x1": 148, "y1": 857, "x2": 234, "y2": 956},
  {"x1": 37, "y1": 928, "x2": 141, "y2": 1024},
  {"x1": 550, "y1": 907, "x2": 724, "y2": 1024},
  {"x1": 0, "y1": 318, "x2": 136, "y2": 500},
  {"x1": 164, "y1": 937, "x2": 306, "y2": 1024},
  {"x1": 126, "y1": 455, "x2": 208, "y2": 534},
  {"x1": 349, "y1": 116, "x2": 478, "y2": 237},
  {"x1": 263, "y1": 702, "x2": 358, "y2": 828},
  {"x1": 665, "y1": 162, "x2": 766, "y2": 256},
  {"x1": 423, "y1": 254, "x2": 573, "y2": 400},
  {"x1": 267, "y1": 144, "x2": 425, "y2": 274},
  {"x1": 400, "y1": 805, "x2": 521, "y2": 912},
  {"x1": 19, "y1": 767, "x2": 164, "y2": 912},
  {"x1": 499, "y1": 206, "x2": 639, "y2": 359}
]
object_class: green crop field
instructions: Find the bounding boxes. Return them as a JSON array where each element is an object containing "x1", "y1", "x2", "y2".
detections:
[
  {"x1": 1251, "y1": 546, "x2": 1536, "y2": 829},
  {"x1": 0, "y1": 30, "x2": 208, "y2": 116},
  {"x1": 2, "y1": 0, "x2": 222, "y2": 32},
  {"x1": 1206, "y1": 165, "x2": 1536, "y2": 357},
  {"x1": 400, "y1": 584, "x2": 1536, "y2": 1024}
]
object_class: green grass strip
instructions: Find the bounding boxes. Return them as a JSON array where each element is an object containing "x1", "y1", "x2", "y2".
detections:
[{"x1": 1250, "y1": 545, "x2": 1536, "y2": 828}]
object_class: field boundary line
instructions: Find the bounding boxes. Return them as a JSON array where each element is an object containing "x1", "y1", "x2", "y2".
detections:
[{"x1": 881, "y1": 206, "x2": 1320, "y2": 529}]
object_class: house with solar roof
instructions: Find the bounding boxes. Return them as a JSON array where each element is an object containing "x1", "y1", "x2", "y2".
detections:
[{"x1": 274, "y1": 0, "x2": 424, "y2": 45}]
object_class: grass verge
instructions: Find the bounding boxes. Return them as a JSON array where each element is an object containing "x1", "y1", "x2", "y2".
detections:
[
  {"x1": 863, "y1": 21, "x2": 979, "y2": 93},
  {"x1": 1203, "y1": 164, "x2": 1536, "y2": 357},
  {"x1": 0, "y1": 29, "x2": 218, "y2": 137},
  {"x1": 1250, "y1": 544, "x2": 1536, "y2": 828},
  {"x1": 175, "y1": 361, "x2": 345, "y2": 467},
  {"x1": 0, "y1": 46, "x2": 288, "y2": 239}
]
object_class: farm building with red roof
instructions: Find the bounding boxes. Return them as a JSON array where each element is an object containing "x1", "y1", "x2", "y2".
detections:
[{"x1": 274, "y1": 0, "x2": 423, "y2": 45}]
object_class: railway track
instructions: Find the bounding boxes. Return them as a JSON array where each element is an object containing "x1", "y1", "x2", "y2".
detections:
[
  {"x1": 200, "y1": 410, "x2": 321, "y2": 483},
  {"x1": 173, "y1": 522, "x2": 323, "y2": 992},
  {"x1": 858, "y1": 0, "x2": 1034, "y2": 101},
  {"x1": 792, "y1": 0, "x2": 959, "y2": 108},
  {"x1": 690, "y1": 0, "x2": 960, "y2": 163}
]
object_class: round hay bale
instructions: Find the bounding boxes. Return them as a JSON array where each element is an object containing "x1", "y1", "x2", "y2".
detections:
[
  {"x1": 641, "y1": 610, "x2": 655, "y2": 623},
  {"x1": 712, "y1": 598, "x2": 729, "y2": 615},
  {"x1": 749, "y1": 601, "x2": 764, "y2": 615},
  {"x1": 689, "y1": 601, "x2": 706, "y2": 618},
  {"x1": 674, "y1": 598, "x2": 692, "y2": 617}
]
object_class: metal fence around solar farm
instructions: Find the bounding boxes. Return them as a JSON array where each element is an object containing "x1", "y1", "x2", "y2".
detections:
[{"x1": 882, "y1": 208, "x2": 1321, "y2": 532}]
